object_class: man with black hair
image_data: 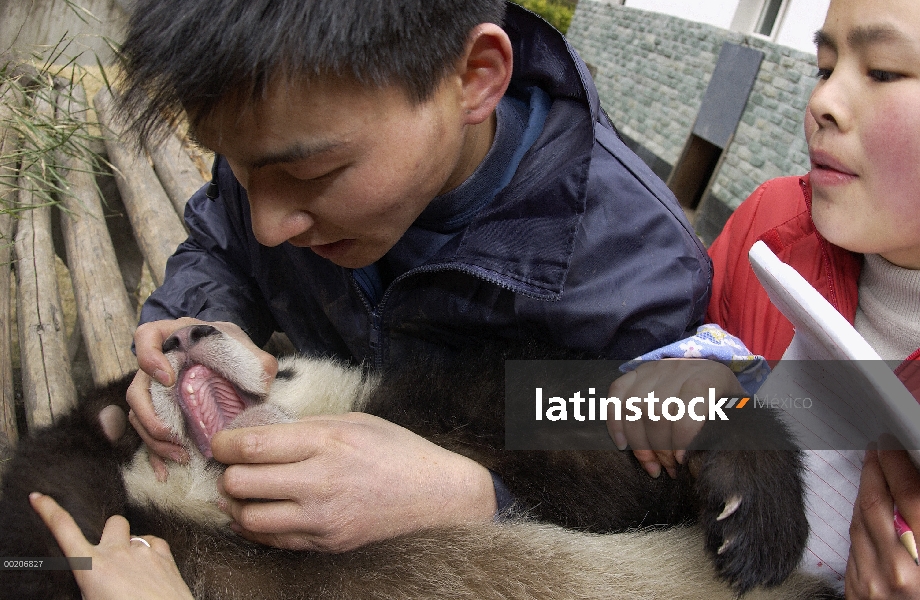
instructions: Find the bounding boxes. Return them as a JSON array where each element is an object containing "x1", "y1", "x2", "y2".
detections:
[{"x1": 117, "y1": 0, "x2": 710, "y2": 555}]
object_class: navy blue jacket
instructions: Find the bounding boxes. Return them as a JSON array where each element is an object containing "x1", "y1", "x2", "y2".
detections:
[{"x1": 140, "y1": 4, "x2": 711, "y2": 369}]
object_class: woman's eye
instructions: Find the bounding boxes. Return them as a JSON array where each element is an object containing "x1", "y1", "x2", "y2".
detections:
[
  {"x1": 815, "y1": 67, "x2": 833, "y2": 80},
  {"x1": 868, "y1": 69, "x2": 903, "y2": 83}
]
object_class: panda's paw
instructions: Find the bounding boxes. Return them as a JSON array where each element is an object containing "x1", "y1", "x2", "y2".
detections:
[{"x1": 692, "y1": 449, "x2": 809, "y2": 594}]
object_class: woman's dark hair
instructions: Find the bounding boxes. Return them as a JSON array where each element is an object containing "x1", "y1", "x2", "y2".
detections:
[{"x1": 115, "y1": 0, "x2": 506, "y2": 142}]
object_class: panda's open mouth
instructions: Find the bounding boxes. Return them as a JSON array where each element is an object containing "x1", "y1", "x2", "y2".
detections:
[{"x1": 176, "y1": 364, "x2": 259, "y2": 459}]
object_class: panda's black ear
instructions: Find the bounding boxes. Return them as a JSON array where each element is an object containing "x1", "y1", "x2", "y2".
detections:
[{"x1": 98, "y1": 405, "x2": 128, "y2": 443}]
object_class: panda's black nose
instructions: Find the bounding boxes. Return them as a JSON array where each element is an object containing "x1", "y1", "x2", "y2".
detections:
[
  {"x1": 188, "y1": 324, "x2": 219, "y2": 345},
  {"x1": 161, "y1": 324, "x2": 220, "y2": 354},
  {"x1": 161, "y1": 334, "x2": 181, "y2": 354}
]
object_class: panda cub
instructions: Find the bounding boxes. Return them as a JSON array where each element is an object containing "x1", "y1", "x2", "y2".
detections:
[{"x1": 0, "y1": 325, "x2": 839, "y2": 599}]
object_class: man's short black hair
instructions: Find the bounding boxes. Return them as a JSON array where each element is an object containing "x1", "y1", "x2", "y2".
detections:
[{"x1": 115, "y1": 0, "x2": 507, "y2": 142}]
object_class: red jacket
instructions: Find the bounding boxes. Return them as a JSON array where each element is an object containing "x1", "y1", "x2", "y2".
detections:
[
  {"x1": 707, "y1": 175, "x2": 860, "y2": 361},
  {"x1": 707, "y1": 174, "x2": 920, "y2": 392}
]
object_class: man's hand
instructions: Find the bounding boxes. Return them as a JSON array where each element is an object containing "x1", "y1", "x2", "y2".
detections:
[
  {"x1": 212, "y1": 412, "x2": 497, "y2": 552},
  {"x1": 607, "y1": 359, "x2": 745, "y2": 478},
  {"x1": 846, "y1": 446, "x2": 920, "y2": 599},
  {"x1": 30, "y1": 492, "x2": 194, "y2": 600},
  {"x1": 129, "y1": 318, "x2": 278, "y2": 480}
]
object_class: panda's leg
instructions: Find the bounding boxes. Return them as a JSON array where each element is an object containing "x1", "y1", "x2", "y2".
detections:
[{"x1": 685, "y1": 407, "x2": 809, "y2": 594}]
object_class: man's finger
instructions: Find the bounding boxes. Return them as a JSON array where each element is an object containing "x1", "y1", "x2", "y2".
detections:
[
  {"x1": 126, "y1": 371, "x2": 179, "y2": 442},
  {"x1": 127, "y1": 410, "x2": 188, "y2": 464},
  {"x1": 222, "y1": 496, "x2": 308, "y2": 536},
  {"x1": 211, "y1": 419, "x2": 344, "y2": 465},
  {"x1": 29, "y1": 492, "x2": 93, "y2": 557},
  {"x1": 133, "y1": 320, "x2": 190, "y2": 386}
]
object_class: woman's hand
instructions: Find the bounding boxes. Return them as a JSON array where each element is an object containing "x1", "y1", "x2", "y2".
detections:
[
  {"x1": 846, "y1": 447, "x2": 920, "y2": 599},
  {"x1": 607, "y1": 359, "x2": 744, "y2": 478},
  {"x1": 30, "y1": 492, "x2": 194, "y2": 600}
]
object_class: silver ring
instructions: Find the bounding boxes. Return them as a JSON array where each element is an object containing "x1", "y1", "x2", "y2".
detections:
[{"x1": 129, "y1": 537, "x2": 151, "y2": 548}]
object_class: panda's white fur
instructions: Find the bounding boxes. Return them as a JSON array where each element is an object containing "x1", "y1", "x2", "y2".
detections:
[
  {"x1": 125, "y1": 331, "x2": 378, "y2": 528},
  {"x1": 113, "y1": 327, "x2": 834, "y2": 600}
]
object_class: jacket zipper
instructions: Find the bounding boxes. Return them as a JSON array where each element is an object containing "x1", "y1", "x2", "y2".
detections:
[{"x1": 353, "y1": 262, "x2": 555, "y2": 370}]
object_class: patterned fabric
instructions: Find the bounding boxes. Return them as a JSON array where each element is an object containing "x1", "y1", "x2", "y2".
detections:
[{"x1": 620, "y1": 324, "x2": 771, "y2": 395}]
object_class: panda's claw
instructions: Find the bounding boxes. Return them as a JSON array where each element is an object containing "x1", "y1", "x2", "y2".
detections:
[{"x1": 716, "y1": 494, "x2": 742, "y2": 521}]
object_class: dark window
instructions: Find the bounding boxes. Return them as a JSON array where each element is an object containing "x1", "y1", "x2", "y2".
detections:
[{"x1": 755, "y1": 0, "x2": 784, "y2": 36}]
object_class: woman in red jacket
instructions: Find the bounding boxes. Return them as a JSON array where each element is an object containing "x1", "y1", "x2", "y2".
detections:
[{"x1": 612, "y1": 0, "x2": 920, "y2": 596}]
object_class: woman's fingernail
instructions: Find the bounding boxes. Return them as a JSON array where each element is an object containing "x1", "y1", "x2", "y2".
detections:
[
  {"x1": 612, "y1": 432, "x2": 628, "y2": 451},
  {"x1": 643, "y1": 462, "x2": 662, "y2": 478}
]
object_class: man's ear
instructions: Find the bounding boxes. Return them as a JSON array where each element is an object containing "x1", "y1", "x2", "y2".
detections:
[{"x1": 457, "y1": 23, "x2": 513, "y2": 125}]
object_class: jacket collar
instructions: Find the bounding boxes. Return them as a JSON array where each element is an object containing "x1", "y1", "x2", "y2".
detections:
[{"x1": 758, "y1": 174, "x2": 861, "y2": 321}]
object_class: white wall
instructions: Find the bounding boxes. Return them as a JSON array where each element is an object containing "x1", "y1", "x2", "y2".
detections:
[
  {"x1": 622, "y1": 0, "x2": 738, "y2": 30},
  {"x1": 775, "y1": 0, "x2": 831, "y2": 54},
  {"x1": 623, "y1": 0, "x2": 832, "y2": 55}
]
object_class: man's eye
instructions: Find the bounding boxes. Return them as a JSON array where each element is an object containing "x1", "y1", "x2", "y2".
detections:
[
  {"x1": 306, "y1": 166, "x2": 345, "y2": 183},
  {"x1": 869, "y1": 69, "x2": 903, "y2": 83},
  {"x1": 815, "y1": 67, "x2": 833, "y2": 80}
]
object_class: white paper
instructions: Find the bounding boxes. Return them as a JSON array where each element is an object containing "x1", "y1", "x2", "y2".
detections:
[{"x1": 748, "y1": 240, "x2": 920, "y2": 586}]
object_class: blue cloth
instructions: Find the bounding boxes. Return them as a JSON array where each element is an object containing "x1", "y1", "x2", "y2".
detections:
[
  {"x1": 621, "y1": 324, "x2": 771, "y2": 395},
  {"x1": 489, "y1": 469, "x2": 516, "y2": 519},
  {"x1": 139, "y1": 3, "x2": 712, "y2": 370}
]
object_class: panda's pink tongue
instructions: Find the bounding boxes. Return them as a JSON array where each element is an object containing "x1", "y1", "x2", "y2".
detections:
[{"x1": 178, "y1": 364, "x2": 250, "y2": 459}]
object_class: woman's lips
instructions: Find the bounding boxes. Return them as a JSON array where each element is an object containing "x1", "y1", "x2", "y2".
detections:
[{"x1": 810, "y1": 150, "x2": 857, "y2": 186}]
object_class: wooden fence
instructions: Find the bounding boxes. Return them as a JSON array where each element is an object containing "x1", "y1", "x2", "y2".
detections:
[{"x1": 0, "y1": 75, "x2": 206, "y2": 446}]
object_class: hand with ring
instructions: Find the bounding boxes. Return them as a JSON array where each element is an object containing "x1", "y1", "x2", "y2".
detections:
[{"x1": 30, "y1": 492, "x2": 194, "y2": 600}]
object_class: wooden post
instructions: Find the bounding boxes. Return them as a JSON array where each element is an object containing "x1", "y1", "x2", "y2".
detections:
[
  {"x1": 14, "y1": 88, "x2": 77, "y2": 429},
  {"x1": 93, "y1": 87, "x2": 186, "y2": 287},
  {"x1": 0, "y1": 84, "x2": 20, "y2": 445},
  {"x1": 146, "y1": 131, "x2": 206, "y2": 220},
  {"x1": 56, "y1": 84, "x2": 137, "y2": 386}
]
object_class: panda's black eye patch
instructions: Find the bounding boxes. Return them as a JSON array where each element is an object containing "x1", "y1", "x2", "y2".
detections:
[{"x1": 276, "y1": 367, "x2": 296, "y2": 381}]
